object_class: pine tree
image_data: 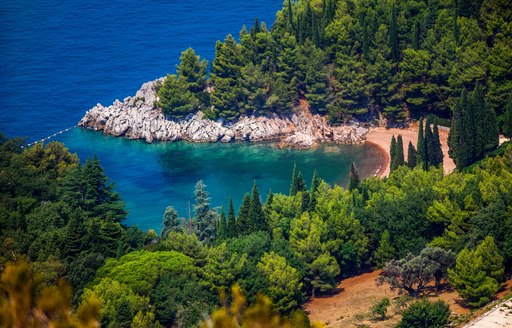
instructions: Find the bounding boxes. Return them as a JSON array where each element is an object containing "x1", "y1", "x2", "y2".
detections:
[
  {"x1": 348, "y1": 162, "x2": 360, "y2": 191},
  {"x1": 503, "y1": 93, "x2": 512, "y2": 140},
  {"x1": 63, "y1": 212, "x2": 84, "y2": 259},
  {"x1": 177, "y1": 48, "x2": 208, "y2": 95},
  {"x1": 162, "y1": 206, "x2": 180, "y2": 238},
  {"x1": 193, "y1": 180, "x2": 216, "y2": 243},
  {"x1": 396, "y1": 135, "x2": 405, "y2": 168},
  {"x1": 237, "y1": 193, "x2": 252, "y2": 235},
  {"x1": 389, "y1": 3, "x2": 400, "y2": 63},
  {"x1": 156, "y1": 74, "x2": 195, "y2": 118},
  {"x1": 227, "y1": 197, "x2": 237, "y2": 239},
  {"x1": 390, "y1": 135, "x2": 397, "y2": 172},
  {"x1": 374, "y1": 230, "x2": 396, "y2": 268},
  {"x1": 249, "y1": 181, "x2": 267, "y2": 233},
  {"x1": 407, "y1": 141, "x2": 417, "y2": 168},
  {"x1": 412, "y1": 19, "x2": 420, "y2": 50},
  {"x1": 417, "y1": 118, "x2": 427, "y2": 167},
  {"x1": 99, "y1": 215, "x2": 122, "y2": 258}
]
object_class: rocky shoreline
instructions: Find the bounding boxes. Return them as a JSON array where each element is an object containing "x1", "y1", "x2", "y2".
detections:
[{"x1": 78, "y1": 79, "x2": 370, "y2": 148}]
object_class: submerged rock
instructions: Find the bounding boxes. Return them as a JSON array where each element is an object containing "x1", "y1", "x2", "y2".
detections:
[{"x1": 78, "y1": 79, "x2": 370, "y2": 148}]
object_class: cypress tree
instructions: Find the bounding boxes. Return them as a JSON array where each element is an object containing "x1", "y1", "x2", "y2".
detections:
[
  {"x1": 432, "y1": 123, "x2": 444, "y2": 167},
  {"x1": 469, "y1": 84, "x2": 485, "y2": 160},
  {"x1": 287, "y1": 0, "x2": 295, "y2": 34},
  {"x1": 348, "y1": 162, "x2": 360, "y2": 191},
  {"x1": 237, "y1": 193, "x2": 252, "y2": 235},
  {"x1": 309, "y1": 171, "x2": 321, "y2": 211},
  {"x1": 301, "y1": 190, "x2": 310, "y2": 213},
  {"x1": 227, "y1": 197, "x2": 237, "y2": 238},
  {"x1": 249, "y1": 181, "x2": 267, "y2": 232},
  {"x1": 217, "y1": 207, "x2": 228, "y2": 242},
  {"x1": 290, "y1": 164, "x2": 298, "y2": 196},
  {"x1": 407, "y1": 141, "x2": 417, "y2": 168},
  {"x1": 396, "y1": 135, "x2": 405, "y2": 168},
  {"x1": 425, "y1": 117, "x2": 434, "y2": 169},
  {"x1": 312, "y1": 12, "x2": 321, "y2": 47},
  {"x1": 448, "y1": 89, "x2": 469, "y2": 169},
  {"x1": 250, "y1": 18, "x2": 261, "y2": 36},
  {"x1": 483, "y1": 101, "x2": 499, "y2": 152},
  {"x1": 390, "y1": 135, "x2": 397, "y2": 172},
  {"x1": 503, "y1": 93, "x2": 512, "y2": 140},
  {"x1": 296, "y1": 172, "x2": 306, "y2": 194},
  {"x1": 265, "y1": 189, "x2": 274, "y2": 207},
  {"x1": 417, "y1": 118, "x2": 427, "y2": 167}
]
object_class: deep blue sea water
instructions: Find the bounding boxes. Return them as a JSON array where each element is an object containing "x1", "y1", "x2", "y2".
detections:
[{"x1": 0, "y1": 0, "x2": 383, "y2": 231}]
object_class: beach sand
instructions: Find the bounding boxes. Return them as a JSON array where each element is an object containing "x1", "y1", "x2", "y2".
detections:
[{"x1": 366, "y1": 122, "x2": 456, "y2": 177}]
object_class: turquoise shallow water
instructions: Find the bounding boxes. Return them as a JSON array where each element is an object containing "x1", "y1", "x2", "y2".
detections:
[{"x1": 56, "y1": 129, "x2": 383, "y2": 231}]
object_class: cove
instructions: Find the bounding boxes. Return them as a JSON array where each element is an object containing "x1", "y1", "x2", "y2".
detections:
[{"x1": 57, "y1": 128, "x2": 384, "y2": 231}]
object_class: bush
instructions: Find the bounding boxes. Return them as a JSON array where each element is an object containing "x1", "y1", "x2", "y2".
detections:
[
  {"x1": 397, "y1": 299, "x2": 450, "y2": 328},
  {"x1": 371, "y1": 297, "x2": 390, "y2": 320}
]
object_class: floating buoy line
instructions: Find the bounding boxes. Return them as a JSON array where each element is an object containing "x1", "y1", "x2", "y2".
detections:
[{"x1": 21, "y1": 126, "x2": 77, "y2": 149}]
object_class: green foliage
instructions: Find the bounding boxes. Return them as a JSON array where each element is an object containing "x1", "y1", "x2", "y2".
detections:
[
  {"x1": 407, "y1": 141, "x2": 417, "y2": 168},
  {"x1": 449, "y1": 236, "x2": 504, "y2": 307},
  {"x1": 249, "y1": 181, "x2": 268, "y2": 233},
  {"x1": 378, "y1": 247, "x2": 455, "y2": 297},
  {"x1": 257, "y1": 252, "x2": 304, "y2": 313},
  {"x1": 237, "y1": 193, "x2": 252, "y2": 235},
  {"x1": 502, "y1": 93, "x2": 512, "y2": 139},
  {"x1": 157, "y1": 48, "x2": 208, "y2": 118},
  {"x1": 397, "y1": 299, "x2": 450, "y2": 328},
  {"x1": 289, "y1": 212, "x2": 340, "y2": 296},
  {"x1": 371, "y1": 297, "x2": 390, "y2": 320},
  {"x1": 348, "y1": 162, "x2": 360, "y2": 192},
  {"x1": 374, "y1": 230, "x2": 396, "y2": 268},
  {"x1": 192, "y1": 180, "x2": 217, "y2": 243},
  {"x1": 227, "y1": 197, "x2": 237, "y2": 238},
  {"x1": 161, "y1": 206, "x2": 180, "y2": 238},
  {"x1": 449, "y1": 86, "x2": 499, "y2": 169}
]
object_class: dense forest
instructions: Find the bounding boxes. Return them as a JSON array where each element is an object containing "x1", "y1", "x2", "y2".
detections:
[
  {"x1": 1, "y1": 0, "x2": 512, "y2": 327},
  {"x1": 1, "y1": 132, "x2": 511, "y2": 326},
  {"x1": 157, "y1": 0, "x2": 511, "y2": 128}
]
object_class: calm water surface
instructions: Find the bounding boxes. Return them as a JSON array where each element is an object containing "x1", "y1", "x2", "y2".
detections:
[{"x1": 0, "y1": 0, "x2": 383, "y2": 230}]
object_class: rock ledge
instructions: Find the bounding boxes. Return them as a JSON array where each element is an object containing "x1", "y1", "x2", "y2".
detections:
[{"x1": 78, "y1": 79, "x2": 370, "y2": 148}]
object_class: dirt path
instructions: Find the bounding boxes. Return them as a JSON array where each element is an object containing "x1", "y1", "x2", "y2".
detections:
[
  {"x1": 365, "y1": 123, "x2": 455, "y2": 177},
  {"x1": 305, "y1": 270, "x2": 512, "y2": 327}
]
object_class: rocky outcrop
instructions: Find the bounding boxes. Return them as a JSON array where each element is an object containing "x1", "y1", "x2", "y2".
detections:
[{"x1": 78, "y1": 79, "x2": 370, "y2": 148}]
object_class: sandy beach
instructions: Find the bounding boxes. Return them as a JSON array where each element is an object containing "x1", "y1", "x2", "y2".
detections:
[{"x1": 366, "y1": 122, "x2": 456, "y2": 177}]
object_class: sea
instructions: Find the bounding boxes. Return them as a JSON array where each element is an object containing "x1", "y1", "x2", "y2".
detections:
[{"x1": 0, "y1": 0, "x2": 383, "y2": 231}]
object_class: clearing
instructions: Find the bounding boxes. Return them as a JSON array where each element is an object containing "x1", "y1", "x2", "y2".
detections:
[{"x1": 305, "y1": 270, "x2": 512, "y2": 327}]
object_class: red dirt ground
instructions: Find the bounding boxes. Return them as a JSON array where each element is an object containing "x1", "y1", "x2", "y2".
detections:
[{"x1": 304, "y1": 270, "x2": 512, "y2": 327}]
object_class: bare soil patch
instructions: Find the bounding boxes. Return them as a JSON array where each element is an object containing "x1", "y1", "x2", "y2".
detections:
[
  {"x1": 305, "y1": 270, "x2": 512, "y2": 327},
  {"x1": 365, "y1": 122, "x2": 455, "y2": 177}
]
